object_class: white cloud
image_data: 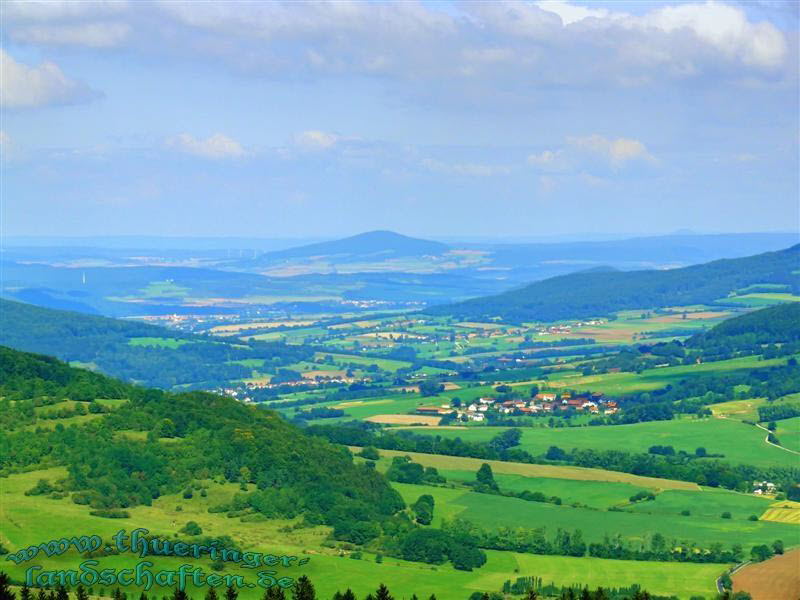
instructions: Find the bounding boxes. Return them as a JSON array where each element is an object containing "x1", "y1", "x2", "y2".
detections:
[
  {"x1": 421, "y1": 158, "x2": 511, "y2": 177},
  {"x1": 0, "y1": 49, "x2": 96, "y2": 109},
  {"x1": 0, "y1": 0, "x2": 791, "y2": 97},
  {"x1": 634, "y1": 1, "x2": 786, "y2": 69},
  {"x1": 534, "y1": 0, "x2": 611, "y2": 25},
  {"x1": 166, "y1": 133, "x2": 246, "y2": 159},
  {"x1": 10, "y1": 22, "x2": 130, "y2": 47},
  {"x1": 294, "y1": 130, "x2": 339, "y2": 151},
  {"x1": 568, "y1": 134, "x2": 656, "y2": 166},
  {"x1": 527, "y1": 149, "x2": 568, "y2": 171}
]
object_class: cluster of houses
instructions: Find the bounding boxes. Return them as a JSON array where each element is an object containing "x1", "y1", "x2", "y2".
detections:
[
  {"x1": 417, "y1": 391, "x2": 618, "y2": 422},
  {"x1": 752, "y1": 481, "x2": 777, "y2": 495}
]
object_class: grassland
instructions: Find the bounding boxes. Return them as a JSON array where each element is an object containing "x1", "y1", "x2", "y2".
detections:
[
  {"x1": 409, "y1": 417, "x2": 796, "y2": 468},
  {"x1": 0, "y1": 468, "x2": 725, "y2": 599},
  {"x1": 354, "y1": 447, "x2": 701, "y2": 490},
  {"x1": 773, "y1": 417, "x2": 800, "y2": 453},
  {"x1": 389, "y1": 482, "x2": 798, "y2": 548}
]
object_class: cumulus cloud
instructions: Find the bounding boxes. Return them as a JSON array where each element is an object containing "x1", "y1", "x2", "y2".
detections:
[
  {"x1": 294, "y1": 130, "x2": 339, "y2": 151},
  {"x1": 166, "y1": 133, "x2": 246, "y2": 159},
  {"x1": 567, "y1": 135, "x2": 657, "y2": 167},
  {"x1": 0, "y1": 1, "x2": 789, "y2": 91},
  {"x1": 0, "y1": 49, "x2": 97, "y2": 109}
]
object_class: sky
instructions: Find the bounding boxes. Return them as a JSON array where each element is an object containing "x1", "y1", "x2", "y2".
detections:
[{"x1": 1, "y1": 0, "x2": 798, "y2": 239}]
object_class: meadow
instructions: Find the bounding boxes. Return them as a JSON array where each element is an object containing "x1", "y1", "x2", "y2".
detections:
[
  {"x1": 409, "y1": 417, "x2": 796, "y2": 468},
  {"x1": 389, "y1": 482, "x2": 798, "y2": 549},
  {"x1": 0, "y1": 468, "x2": 725, "y2": 600}
]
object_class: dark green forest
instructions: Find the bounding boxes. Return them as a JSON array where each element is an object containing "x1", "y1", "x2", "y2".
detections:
[
  {"x1": 427, "y1": 245, "x2": 799, "y2": 322},
  {"x1": 0, "y1": 300, "x2": 314, "y2": 388}
]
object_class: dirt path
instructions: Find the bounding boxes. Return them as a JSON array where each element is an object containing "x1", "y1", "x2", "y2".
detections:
[{"x1": 754, "y1": 422, "x2": 800, "y2": 456}]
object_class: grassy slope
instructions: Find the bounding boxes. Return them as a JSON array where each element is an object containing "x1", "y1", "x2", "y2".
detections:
[
  {"x1": 0, "y1": 468, "x2": 723, "y2": 599},
  {"x1": 410, "y1": 417, "x2": 796, "y2": 468}
]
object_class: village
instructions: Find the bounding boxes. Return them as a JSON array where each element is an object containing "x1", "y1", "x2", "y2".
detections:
[{"x1": 416, "y1": 390, "x2": 619, "y2": 423}]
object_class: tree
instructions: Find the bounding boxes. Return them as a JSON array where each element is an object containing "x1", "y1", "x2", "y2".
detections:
[
  {"x1": 374, "y1": 585, "x2": 393, "y2": 600},
  {"x1": 180, "y1": 521, "x2": 203, "y2": 536},
  {"x1": 419, "y1": 380, "x2": 444, "y2": 397},
  {"x1": 76, "y1": 587, "x2": 89, "y2": 600},
  {"x1": 341, "y1": 591, "x2": 356, "y2": 600},
  {"x1": 476, "y1": 463, "x2": 498, "y2": 491},
  {"x1": 0, "y1": 573, "x2": 15, "y2": 600},
  {"x1": 292, "y1": 576, "x2": 315, "y2": 600},
  {"x1": 171, "y1": 591, "x2": 188, "y2": 600},
  {"x1": 264, "y1": 588, "x2": 285, "y2": 600},
  {"x1": 56, "y1": 586, "x2": 68, "y2": 600},
  {"x1": 225, "y1": 587, "x2": 238, "y2": 600},
  {"x1": 358, "y1": 446, "x2": 380, "y2": 461},
  {"x1": 772, "y1": 539, "x2": 784, "y2": 555},
  {"x1": 205, "y1": 589, "x2": 219, "y2": 600},
  {"x1": 20, "y1": 586, "x2": 32, "y2": 600}
]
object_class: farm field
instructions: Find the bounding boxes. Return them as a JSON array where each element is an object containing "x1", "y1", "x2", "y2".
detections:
[
  {"x1": 354, "y1": 447, "x2": 701, "y2": 489},
  {"x1": 0, "y1": 468, "x2": 724, "y2": 600},
  {"x1": 389, "y1": 482, "x2": 799, "y2": 548},
  {"x1": 761, "y1": 501, "x2": 800, "y2": 525},
  {"x1": 732, "y1": 548, "x2": 800, "y2": 599},
  {"x1": 409, "y1": 417, "x2": 797, "y2": 468}
]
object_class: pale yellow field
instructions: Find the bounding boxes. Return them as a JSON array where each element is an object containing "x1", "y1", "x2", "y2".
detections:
[
  {"x1": 211, "y1": 320, "x2": 315, "y2": 333},
  {"x1": 351, "y1": 448, "x2": 701, "y2": 490},
  {"x1": 328, "y1": 320, "x2": 380, "y2": 330},
  {"x1": 365, "y1": 414, "x2": 442, "y2": 426},
  {"x1": 333, "y1": 399, "x2": 394, "y2": 409},
  {"x1": 761, "y1": 501, "x2": 800, "y2": 524}
]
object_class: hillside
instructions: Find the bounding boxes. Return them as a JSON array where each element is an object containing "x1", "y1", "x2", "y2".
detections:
[
  {"x1": 427, "y1": 244, "x2": 800, "y2": 322},
  {"x1": 0, "y1": 345, "x2": 403, "y2": 531},
  {"x1": 686, "y1": 302, "x2": 800, "y2": 357},
  {"x1": 246, "y1": 230, "x2": 449, "y2": 263},
  {"x1": 0, "y1": 299, "x2": 314, "y2": 388}
]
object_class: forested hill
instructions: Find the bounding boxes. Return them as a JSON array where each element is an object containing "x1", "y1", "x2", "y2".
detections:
[
  {"x1": 426, "y1": 244, "x2": 800, "y2": 323},
  {"x1": 243, "y1": 230, "x2": 449, "y2": 264},
  {"x1": 686, "y1": 302, "x2": 800, "y2": 357},
  {"x1": 0, "y1": 299, "x2": 314, "y2": 389},
  {"x1": 0, "y1": 345, "x2": 404, "y2": 534}
]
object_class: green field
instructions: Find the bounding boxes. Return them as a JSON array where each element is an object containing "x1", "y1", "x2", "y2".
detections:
[
  {"x1": 390, "y1": 482, "x2": 798, "y2": 548},
  {"x1": 411, "y1": 416, "x2": 796, "y2": 468},
  {"x1": 773, "y1": 417, "x2": 800, "y2": 454},
  {"x1": 0, "y1": 468, "x2": 725, "y2": 599}
]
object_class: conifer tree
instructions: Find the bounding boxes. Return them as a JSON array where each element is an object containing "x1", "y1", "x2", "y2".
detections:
[
  {"x1": 291, "y1": 578, "x2": 315, "y2": 600},
  {"x1": 374, "y1": 586, "x2": 392, "y2": 600},
  {"x1": 0, "y1": 573, "x2": 15, "y2": 600}
]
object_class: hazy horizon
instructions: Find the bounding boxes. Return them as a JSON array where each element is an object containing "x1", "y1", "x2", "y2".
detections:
[{"x1": 2, "y1": 0, "x2": 798, "y2": 239}]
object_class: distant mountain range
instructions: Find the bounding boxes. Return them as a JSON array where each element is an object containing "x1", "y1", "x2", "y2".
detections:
[{"x1": 426, "y1": 244, "x2": 800, "y2": 322}]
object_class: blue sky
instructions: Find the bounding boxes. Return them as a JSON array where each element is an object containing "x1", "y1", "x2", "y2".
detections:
[{"x1": 1, "y1": 0, "x2": 798, "y2": 239}]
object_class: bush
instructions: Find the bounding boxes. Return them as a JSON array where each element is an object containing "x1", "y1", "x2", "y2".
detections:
[
  {"x1": 358, "y1": 446, "x2": 380, "y2": 461},
  {"x1": 721, "y1": 512, "x2": 732, "y2": 519},
  {"x1": 180, "y1": 521, "x2": 203, "y2": 536}
]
